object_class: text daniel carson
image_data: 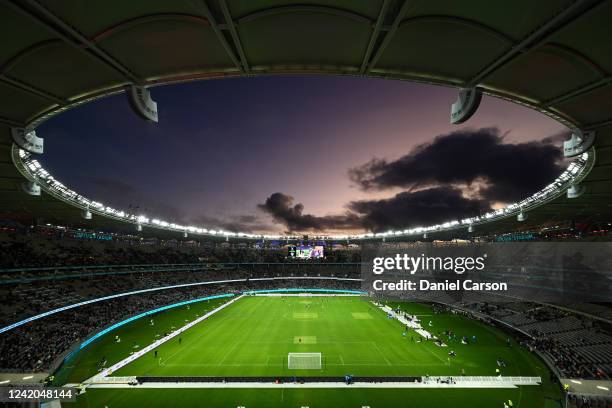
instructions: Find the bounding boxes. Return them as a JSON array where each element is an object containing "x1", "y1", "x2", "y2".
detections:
[{"x1": 372, "y1": 279, "x2": 508, "y2": 292}]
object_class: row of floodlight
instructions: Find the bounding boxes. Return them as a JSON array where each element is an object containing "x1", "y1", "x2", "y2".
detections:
[
  {"x1": 17, "y1": 149, "x2": 589, "y2": 240},
  {"x1": 18, "y1": 150, "x2": 292, "y2": 240},
  {"x1": 343, "y1": 153, "x2": 589, "y2": 240}
]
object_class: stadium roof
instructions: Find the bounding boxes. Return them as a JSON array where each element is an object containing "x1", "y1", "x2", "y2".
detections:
[{"x1": 0, "y1": 0, "x2": 611, "y2": 240}]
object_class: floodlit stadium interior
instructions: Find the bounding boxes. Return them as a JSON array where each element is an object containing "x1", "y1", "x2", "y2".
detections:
[{"x1": 1, "y1": 1, "x2": 612, "y2": 407}]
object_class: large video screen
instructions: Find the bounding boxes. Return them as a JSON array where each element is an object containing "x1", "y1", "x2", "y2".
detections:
[{"x1": 288, "y1": 245, "x2": 324, "y2": 259}]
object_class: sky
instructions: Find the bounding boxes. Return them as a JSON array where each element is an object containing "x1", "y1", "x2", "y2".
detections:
[{"x1": 38, "y1": 75, "x2": 568, "y2": 234}]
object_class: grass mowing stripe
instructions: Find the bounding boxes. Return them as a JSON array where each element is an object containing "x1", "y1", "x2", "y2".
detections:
[
  {"x1": 59, "y1": 296, "x2": 563, "y2": 407},
  {"x1": 370, "y1": 341, "x2": 392, "y2": 366}
]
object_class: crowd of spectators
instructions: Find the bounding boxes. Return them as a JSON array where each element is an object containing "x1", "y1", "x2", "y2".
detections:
[
  {"x1": 1, "y1": 223, "x2": 610, "y2": 386},
  {"x1": 567, "y1": 394, "x2": 612, "y2": 408},
  {"x1": 0, "y1": 225, "x2": 365, "y2": 372},
  {"x1": 568, "y1": 394, "x2": 612, "y2": 408},
  {"x1": 0, "y1": 263, "x2": 360, "y2": 326},
  {"x1": 0, "y1": 227, "x2": 362, "y2": 270},
  {"x1": 0, "y1": 278, "x2": 359, "y2": 372},
  {"x1": 461, "y1": 301, "x2": 611, "y2": 379}
]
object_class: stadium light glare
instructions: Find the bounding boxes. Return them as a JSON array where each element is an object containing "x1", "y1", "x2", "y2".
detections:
[{"x1": 15, "y1": 146, "x2": 591, "y2": 241}]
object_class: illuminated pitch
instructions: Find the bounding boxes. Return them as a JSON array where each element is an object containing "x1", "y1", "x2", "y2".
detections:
[{"x1": 58, "y1": 295, "x2": 562, "y2": 407}]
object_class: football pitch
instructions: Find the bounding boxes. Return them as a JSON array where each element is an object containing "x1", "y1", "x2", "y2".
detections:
[
  {"x1": 59, "y1": 295, "x2": 564, "y2": 407},
  {"x1": 116, "y1": 296, "x2": 454, "y2": 377}
]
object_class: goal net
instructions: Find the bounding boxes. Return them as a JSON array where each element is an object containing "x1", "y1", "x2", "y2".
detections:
[{"x1": 287, "y1": 352, "x2": 322, "y2": 369}]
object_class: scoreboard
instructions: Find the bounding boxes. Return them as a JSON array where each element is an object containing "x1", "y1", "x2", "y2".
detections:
[{"x1": 288, "y1": 245, "x2": 324, "y2": 259}]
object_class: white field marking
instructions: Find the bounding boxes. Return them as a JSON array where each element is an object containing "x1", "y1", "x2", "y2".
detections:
[
  {"x1": 163, "y1": 303, "x2": 255, "y2": 366},
  {"x1": 85, "y1": 295, "x2": 245, "y2": 383},
  {"x1": 159, "y1": 296, "x2": 327, "y2": 367},
  {"x1": 339, "y1": 355, "x2": 345, "y2": 365},
  {"x1": 158, "y1": 331, "x2": 220, "y2": 366},
  {"x1": 161, "y1": 362, "x2": 447, "y2": 368},
  {"x1": 157, "y1": 341, "x2": 188, "y2": 367},
  {"x1": 246, "y1": 340, "x2": 377, "y2": 345},
  {"x1": 216, "y1": 341, "x2": 241, "y2": 367},
  {"x1": 370, "y1": 341, "x2": 392, "y2": 366},
  {"x1": 417, "y1": 340, "x2": 447, "y2": 365},
  {"x1": 292, "y1": 312, "x2": 318, "y2": 319}
]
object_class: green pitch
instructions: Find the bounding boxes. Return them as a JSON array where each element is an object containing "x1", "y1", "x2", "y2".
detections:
[
  {"x1": 117, "y1": 296, "x2": 454, "y2": 377},
  {"x1": 58, "y1": 295, "x2": 564, "y2": 407}
]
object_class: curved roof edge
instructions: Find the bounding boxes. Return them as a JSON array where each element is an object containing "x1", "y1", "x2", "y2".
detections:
[{"x1": 12, "y1": 143, "x2": 595, "y2": 241}]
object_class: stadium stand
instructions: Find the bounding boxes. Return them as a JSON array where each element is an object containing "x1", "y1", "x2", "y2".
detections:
[
  {"x1": 456, "y1": 301, "x2": 612, "y2": 379},
  {"x1": 0, "y1": 224, "x2": 610, "y2": 392},
  {"x1": 0, "y1": 278, "x2": 359, "y2": 372},
  {"x1": 0, "y1": 2, "x2": 610, "y2": 407},
  {"x1": 0, "y1": 225, "x2": 361, "y2": 269},
  {"x1": 568, "y1": 394, "x2": 612, "y2": 408}
]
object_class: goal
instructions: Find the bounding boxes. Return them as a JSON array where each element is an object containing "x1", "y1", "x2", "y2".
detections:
[{"x1": 287, "y1": 352, "x2": 322, "y2": 369}]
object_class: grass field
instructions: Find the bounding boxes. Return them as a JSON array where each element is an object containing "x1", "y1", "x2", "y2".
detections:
[
  {"x1": 58, "y1": 294, "x2": 564, "y2": 407},
  {"x1": 55, "y1": 297, "x2": 230, "y2": 385}
]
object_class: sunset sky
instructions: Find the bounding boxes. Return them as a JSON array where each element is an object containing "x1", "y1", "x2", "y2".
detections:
[{"x1": 38, "y1": 75, "x2": 568, "y2": 234}]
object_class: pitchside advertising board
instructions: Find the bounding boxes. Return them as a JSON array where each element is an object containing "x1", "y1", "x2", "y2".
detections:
[{"x1": 361, "y1": 242, "x2": 612, "y2": 303}]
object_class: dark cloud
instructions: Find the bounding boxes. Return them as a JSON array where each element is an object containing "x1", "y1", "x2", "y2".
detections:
[
  {"x1": 91, "y1": 127, "x2": 566, "y2": 234},
  {"x1": 258, "y1": 189, "x2": 488, "y2": 233},
  {"x1": 348, "y1": 187, "x2": 490, "y2": 232},
  {"x1": 260, "y1": 126, "x2": 566, "y2": 233},
  {"x1": 348, "y1": 127, "x2": 563, "y2": 203},
  {"x1": 257, "y1": 193, "x2": 361, "y2": 232}
]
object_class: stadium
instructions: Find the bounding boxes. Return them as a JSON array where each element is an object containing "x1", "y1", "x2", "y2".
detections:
[{"x1": 0, "y1": 1, "x2": 611, "y2": 407}]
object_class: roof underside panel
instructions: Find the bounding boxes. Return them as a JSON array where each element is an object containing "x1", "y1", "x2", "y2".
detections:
[
  {"x1": 239, "y1": 10, "x2": 371, "y2": 69},
  {"x1": 5, "y1": 42, "x2": 126, "y2": 100},
  {"x1": 375, "y1": 18, "x2": 512, "y2": 82},
  {"x1": 97, "y1": 19, "x2": 237, "y2": 80},
  {"x1": 402, "y1": 0, "x2": 577, "y2": 41},
  {"x1": 37, "y1": 0, "x2": 205, "y2": 36},
  {"x1": 485, "y1": 45, "x2": 603, "y2": 103},
  {"x1": 0, "y1": 0, "x2": 611, "y2": 238}
]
